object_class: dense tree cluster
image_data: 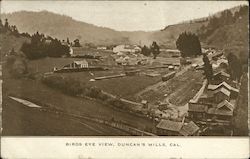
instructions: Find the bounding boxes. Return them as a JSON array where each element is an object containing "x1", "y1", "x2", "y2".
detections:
[
  {"x1": 1, "y1": 18, "x2": 70, "y2": 59},
  {"x1": 21, "y1": 32, "x2": 70, "y2": 59},
  {"x1": 141, "y1": 41, "x2": 160, "y2": 58},
  {"x1": 176, "y1": 32, "x2": 202, "y2": 57}
]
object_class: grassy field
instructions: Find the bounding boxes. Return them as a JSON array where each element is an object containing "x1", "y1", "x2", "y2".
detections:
[
  {"x1": 27, "y1": 57, "x2": 166, "y2": 100},
  {"x1": 92, "y1": 75, "x2": 161, "y2": 100},
  {"x1": 2, "y1": 96, "x2": 130, "y2": 136},
  {"x1": 2, "y1": 62, "x2": 155, "y2": 135}
]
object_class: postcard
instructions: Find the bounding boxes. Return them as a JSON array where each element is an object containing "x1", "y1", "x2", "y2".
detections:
[{"x1": 0, "y1": 1, "x2": 249, "y2": 158}]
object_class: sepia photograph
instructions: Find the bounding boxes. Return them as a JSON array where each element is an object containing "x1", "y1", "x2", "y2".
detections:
[{"x1": 0, "y1": 0, "x2": 249, "y2": 139}]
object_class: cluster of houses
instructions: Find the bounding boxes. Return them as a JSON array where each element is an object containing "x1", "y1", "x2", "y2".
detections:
[
  {"x1": 155, "y1": 70, "x2": 239, "y2": 136},
  {"x1": 112, "y1": 45, "x2": 148, "y2": 66},
  {"x1": 187, "y1": 71, "x2": 239, "y2": 134},
  {"x1": 113, "y1": 45, "x2": 141, "y2": 54}
]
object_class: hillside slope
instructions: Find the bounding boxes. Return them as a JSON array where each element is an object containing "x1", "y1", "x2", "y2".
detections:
[
  {"x1": 0, "y1": 31, "x2": 30, "y2": 56},
  {"x1": 1, "y1": 11, "x2": 128, "y2": 45},
  {"x1": 1, "y1": 11, "x2": 207, "y2": 47},
  {"x1": 1, "y1": 5, "x2": 248, "y2": 49},
  {"x1": 206, "y1": 14, "x2": 248, "y2": 50}
]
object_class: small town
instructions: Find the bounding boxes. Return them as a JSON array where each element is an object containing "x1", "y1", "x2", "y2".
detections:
[{"x1": 0, "y1": 2, "x2": 248, "y2": 137}]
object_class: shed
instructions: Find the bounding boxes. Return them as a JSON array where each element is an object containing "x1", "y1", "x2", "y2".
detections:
[
  {"x1": 207, "y1": 107, "x2": 233, "y2": 121},
  {"x1": 179, "y1": 121, "x2": 199, "y2": 136},
  {"x1": 162, "y1": 71, "x2": 176, "y2": 81},
  {"x1": 156, "y1": 119, "x2": 183, "y2": 135},
  {"x1": 63, "y1": 60, "x2": 89, "y2": 69},
  {"x1": 188, "y1": 102, "x2": 209, "y2": 120}
]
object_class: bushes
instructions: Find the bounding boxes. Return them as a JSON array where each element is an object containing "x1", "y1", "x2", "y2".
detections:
[
  {"x1": 42, "y1": 75, "x2": 127, "y2": 110},
  {"x1": 42, "y1": 75, "x2": 84, "y2": 96},
  {"x1": 6, "y1": 55, "x2": 28, "y2": 78}
]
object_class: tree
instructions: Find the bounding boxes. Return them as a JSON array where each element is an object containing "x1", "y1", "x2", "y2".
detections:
[
  {"x1": 202, "y1": 54, "x2": 213, "y2": 82},
  {"x1": 4, "y1": 18, "x2": 9, "y2": 29},
  {"x1": 141, "y1": 45, "x2": 151, "y2": 56},
  {"x1": 0, "y1": 19, "x2": 3, "y2": 27},
  {"x1": 227, "y1": 53, "x2": 242, "y2": 82},
  {"x1": 67, "y1": 37, "x2": 70, "y2": 44},
  {"x1": 151, "y1": 41, "x2": 160, "y2": 59},
  {"x1": 21, "y1": 32, "x2": 69, "y2": 59},
  {"x1": 176, "y1": 32, "x2": 202, "y2": 57},
  {"x1": 73, "y1": 39, "x2": 81, "y2": 47}
]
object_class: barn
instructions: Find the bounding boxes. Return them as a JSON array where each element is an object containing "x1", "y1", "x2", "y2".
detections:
[{"x1": 63, "y1": 60, "x2": 89, "y2": 69}]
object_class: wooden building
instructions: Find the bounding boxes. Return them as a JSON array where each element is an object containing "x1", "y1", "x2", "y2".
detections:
[
  {"x1": 207, "y1": 82, "x2": 239, "y2": 99},
  {"x1": 63, "y1": 60, "x2": 89, "y2": 69},
  {"x1": 188, "y1": 102, "x2": 210, "y2": 120},
  {"x1": 156, "y1": 120, "x2": 200, "y2": 136},
  {"x1": 156, "y1": 119, "x2": 183, "y2": 136},
  {"x1": 162, "y1": 71, "x2": 176, "y2": 81},
  {"x1": 179, "y1": 121, "x2": 200, "y2": 136},
  {"x1": 211, "y1": 87, "x2": 230, "y2": 103},
  {"x1": 211, "y1": 71, "x2": 230, "y2": 85},
  {"x1": 207, "y1": 100, "x2": 234, "y2": 122}
]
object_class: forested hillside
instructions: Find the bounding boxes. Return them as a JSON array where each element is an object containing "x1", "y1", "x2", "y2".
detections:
[{"x1": 1, "y1": 5, "x2": 248, "y2": 51}]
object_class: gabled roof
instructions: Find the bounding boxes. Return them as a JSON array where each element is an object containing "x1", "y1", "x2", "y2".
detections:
[
  {"x1": 213, "y1": 71, "x2": 230, "y2": 78},
  {"x1": 208, "y1": 82, "x2": 239, "y2": 93},
  {"x1": 156, "y1": 119, "x2": 183, "y2": 132},
  {"x1": 207, "y1": 107, "x2": 233, "y2": 116},
  {"x1": 217, "y1": 100, "x2": 235, "y2": 111},
  {"x1": 213, "y1": 87, "x2": 231, "y2": 97},
  {"x1": 188, "y1": 102, "x2": 209, "y2": 112},
  {"x1": 179, "y1": 121, "x2": 199, "y2": 136}
]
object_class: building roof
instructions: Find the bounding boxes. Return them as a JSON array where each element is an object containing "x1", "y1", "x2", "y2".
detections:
[
  {"x1": 179, "y1": 121, "x2": 199, "y2": 136},
  {"x1": 217, "y1": 100, "x2": 235, "y2": 111},
  {"x1": 207, "y1": 107, "x2": 233, "y2": 116},
  {"x1": 188, "y1": 102, "x2": 208, "y2": 112},
  {"x1": 213, "y1": 71, "x2": 230, "y2": 78},
  {"x1": 74, "y1": 60, "x2": 88, "y2": 65},
  {"x1": 208, "y1": 82, "x2": 239, "y2": 93},
  {"x1": 156, "y1": 119, "x2": 183, "y2": 132},
  {"x1": 213, "y1": 87, "x2": 231, "y2": 97}
]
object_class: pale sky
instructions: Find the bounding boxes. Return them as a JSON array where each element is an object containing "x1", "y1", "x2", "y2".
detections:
[{"x1": 1, "y1": 1, "x2": 248, "y2": 31}]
